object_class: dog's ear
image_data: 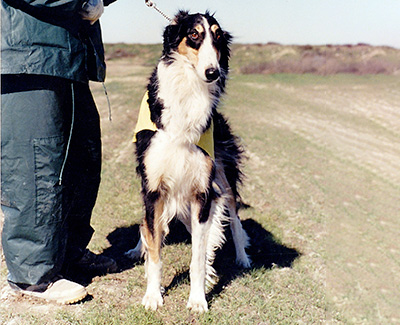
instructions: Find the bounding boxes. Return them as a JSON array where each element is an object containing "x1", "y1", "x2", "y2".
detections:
[
  {"x1": 162, "y1": 10, "x2": 190, "y2": 54},
  {"x1": 171, "y1": 10, "x2": 189, "y2": 25},
  {"x1": 223, "y1": 30, "x2": 232, "y2": 44},
  {"x1": 218, "y1": 30, "x2": 232, "y2": 73},
  {"x1": 162, "y1": 24, "x2": 181, "y2": 53}
]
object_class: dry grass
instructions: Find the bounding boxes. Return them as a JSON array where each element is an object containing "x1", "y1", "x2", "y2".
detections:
[
  {"x1": 234, "y1": 44, "x2": 400, "y2": 75},
  {"x1": 1, "y1": 44, "x2": 400, "y2": 324},
  {"x1": 104, "y1": 43, "x2": 400, "y2": 76}
]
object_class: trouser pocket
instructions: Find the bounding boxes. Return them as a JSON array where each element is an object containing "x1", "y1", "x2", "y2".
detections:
[
  {"x1": 33, "y1": 136, "x2": 65, "y2": 226},
  {"x1": 1, "y1": 78, "x2": 71, "y2": 284},
  {"x1": 1, "y1": 136, "x2": 66, "y2": 285}
]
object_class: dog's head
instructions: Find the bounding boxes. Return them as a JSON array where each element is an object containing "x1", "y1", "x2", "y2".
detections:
[{"x1": 162, "y1": 11, "x2": 232, "y2": 84}]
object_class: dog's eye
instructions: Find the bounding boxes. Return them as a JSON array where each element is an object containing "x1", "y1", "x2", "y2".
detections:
[{"x1": 190, "y1": 31, "x2": 199, "y2": 40}]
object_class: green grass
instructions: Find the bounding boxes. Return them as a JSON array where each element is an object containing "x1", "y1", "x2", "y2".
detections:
[{"x1": 1, "y1": 45, "x2": 400, "y2": 324}]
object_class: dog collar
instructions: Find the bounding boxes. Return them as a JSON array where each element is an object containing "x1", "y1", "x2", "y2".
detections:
[{"x1": 133, "y1": 92, "x2": 215, "y2": 160}]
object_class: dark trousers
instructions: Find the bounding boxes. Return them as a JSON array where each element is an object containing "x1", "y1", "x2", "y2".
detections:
[{"x1": 1, "y1": 75, "x2": 101, "y2": 286}]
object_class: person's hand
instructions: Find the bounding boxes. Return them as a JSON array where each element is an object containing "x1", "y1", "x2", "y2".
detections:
[{"x1": 80, "y1": 0, "x2": 104, "y2": 25}]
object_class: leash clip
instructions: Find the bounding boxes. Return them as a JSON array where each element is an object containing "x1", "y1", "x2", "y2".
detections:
[
  {"x1": 144, "y1": 0, "x2": 172, "y2": 22},
  {"x1": 145, "y1": 0, "x2": 154, "y2": 8}
]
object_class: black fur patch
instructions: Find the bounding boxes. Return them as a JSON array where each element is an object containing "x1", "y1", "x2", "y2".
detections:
[
  {"x1": 147, "y1": 69, "x2": 164, "y2": 129},
  {"x1": 143, "y1": 190, "x2": 160, "y2": 237},
  {"x1": 135, "y1": 129, "x2": 159, "y2": 237},
  {"x1": 197, "y1": 164, "x2": 217, "y2": 223},
  {"x1": 213, "y1": 112, "x2": 244, "y2": 202}
]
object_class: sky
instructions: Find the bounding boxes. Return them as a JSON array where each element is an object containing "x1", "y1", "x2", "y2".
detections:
[{"x1": 100, "y1": 0, "x2": 400, "y2": 48}]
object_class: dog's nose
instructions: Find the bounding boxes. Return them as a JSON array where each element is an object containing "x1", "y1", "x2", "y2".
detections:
[{"x1": 205, "y1": 67, "x2": 220, "y2": 82}]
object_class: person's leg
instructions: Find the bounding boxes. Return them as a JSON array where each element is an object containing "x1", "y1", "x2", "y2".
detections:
[
  {"x1": 1, "y1": 74, "x2": 71, "y2": 286},
  {"x1": 1, "y1": 75, "x2": 88, "y2": 304},
  {"x1": 62, "y1": 82, "x2": 117, "y2": 274},
  {"x1": 62, "y1": 81, "x2": 100, "y2": 264}
]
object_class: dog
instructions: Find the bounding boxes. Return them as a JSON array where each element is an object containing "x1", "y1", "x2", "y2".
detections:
[{"x1": 126, "y1": 10, "x2": 251, "y2": 313}]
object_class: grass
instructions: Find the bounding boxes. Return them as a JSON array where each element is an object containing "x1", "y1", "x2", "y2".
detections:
[
  {"x1": 232, "y1": 43, "x2": 400, "y2": 75},
  {"x1": 1, "y1": 44, "x2": 400, "y2": 324}
]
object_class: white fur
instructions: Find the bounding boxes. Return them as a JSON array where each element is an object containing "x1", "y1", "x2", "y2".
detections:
[
  {"x1": 157, "y1": 59, "x2": 217, "y2": 144},
  {"x1": 142, "y1": 259, "x2": 163, "y2": 310},
  {"x1": 204, "y1": 190, "x2": 230, "y2": 285},
  {"x1": 187, "y1": 201, "x2": 210, "y2": 312},
  {"x1": 195, "y1": 17, "x2": 220, "y2": 82},
  {"x1": 155, "y1": 20, "x2": 220, "y2": 145},
  {"x1": 128, "y1": 14, "x2": 251, "y2": 313}
]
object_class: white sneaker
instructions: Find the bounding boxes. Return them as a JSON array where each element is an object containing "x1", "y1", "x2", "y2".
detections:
[{"x1": 10, "y1": 278, "x2": 87, "y2": 304}]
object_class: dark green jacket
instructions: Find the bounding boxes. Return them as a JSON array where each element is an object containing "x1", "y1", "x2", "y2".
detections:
[{"x1": 1, "y1": 0, "x2": 114, "y2": 83}]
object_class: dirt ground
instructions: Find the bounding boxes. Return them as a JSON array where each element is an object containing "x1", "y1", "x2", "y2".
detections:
[{"x1": 1, "y1": 55, "x2": 400, "y2": 323}]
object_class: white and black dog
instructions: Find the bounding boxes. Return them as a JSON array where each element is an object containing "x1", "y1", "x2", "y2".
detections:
[{"x1": 126, "y1": 11, "x2": 251, "y2": 312}]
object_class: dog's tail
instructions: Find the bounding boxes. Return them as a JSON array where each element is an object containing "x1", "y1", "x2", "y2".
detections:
[{"x1": 213, "y1": 111, "x2": 244, "y2": 206}]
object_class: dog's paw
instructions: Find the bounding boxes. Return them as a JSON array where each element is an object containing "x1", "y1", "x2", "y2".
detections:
[
  {"x1": 187, "y1": 296, "x2": 208, "y2": 313},
  {"x1": 236, "y1": 254, "x2": 252, "y2": 269},
  {"x1": 125, "y1": 248, "x2": 142, "y2": 260},
  {"x1": 142, "y1": 292, "x2": 163, "y2": 311}
]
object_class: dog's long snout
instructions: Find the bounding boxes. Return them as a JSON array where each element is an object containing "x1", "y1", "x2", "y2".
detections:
[{"x1": 205, "y1": 67, "x2": 220, "y2": 82}]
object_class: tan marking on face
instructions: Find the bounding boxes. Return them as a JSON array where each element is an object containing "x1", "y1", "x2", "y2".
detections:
[
  {"x1": 210, "y1": 24, "x2": 222, "y2": 60},
  {"x1": 196, "y1": 24, "x2": 204, "y2": 34},
  {"x1": 211, "y1": 24, "x2": 220, "y2": 34},
  {"x1": 178, "y1": 36, "x2": 199, "y2": 67}
]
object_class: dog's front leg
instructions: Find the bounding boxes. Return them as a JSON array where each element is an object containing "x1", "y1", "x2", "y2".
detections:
[
  {"x1": 187, "y1": 199, "x2": 210, "y2": 313},
  {"x1": 141, "y1": 195, "x2": 164, "y2": 310}
]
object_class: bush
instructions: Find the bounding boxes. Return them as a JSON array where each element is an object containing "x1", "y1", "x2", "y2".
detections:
[{"x1": 237, "y1": 44, "x2": 400, "y2": 75}]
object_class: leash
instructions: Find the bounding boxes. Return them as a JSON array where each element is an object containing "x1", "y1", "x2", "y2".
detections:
[
  {"x1": 59, "y1": 83, "x2": 76, "y2": 185},
  {"x1": 145, "y1": 0, "x2": 172, "y2": 22}
]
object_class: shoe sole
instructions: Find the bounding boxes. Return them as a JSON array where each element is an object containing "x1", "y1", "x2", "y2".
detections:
[{"x1": 16, "y1": 288, "x2": 88, "y2": 305}]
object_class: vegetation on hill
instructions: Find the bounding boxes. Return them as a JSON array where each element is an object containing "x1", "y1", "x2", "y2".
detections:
[{"x1": 105, "y1": 43, "x2": 400, "y2": 75}]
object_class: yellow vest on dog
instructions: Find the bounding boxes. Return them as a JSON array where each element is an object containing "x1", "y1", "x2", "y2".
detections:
[{"x1": 133, "y1": 92, "x2": 215, "y2": 159}]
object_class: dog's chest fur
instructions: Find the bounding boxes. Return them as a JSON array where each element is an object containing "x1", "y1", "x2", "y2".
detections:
[
  {"x1": 144, "y1": 59, "x2": 216, "y2": 211},
  {"x1": 157, "y1": 59, "x2": 217, "y2": 142}
]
